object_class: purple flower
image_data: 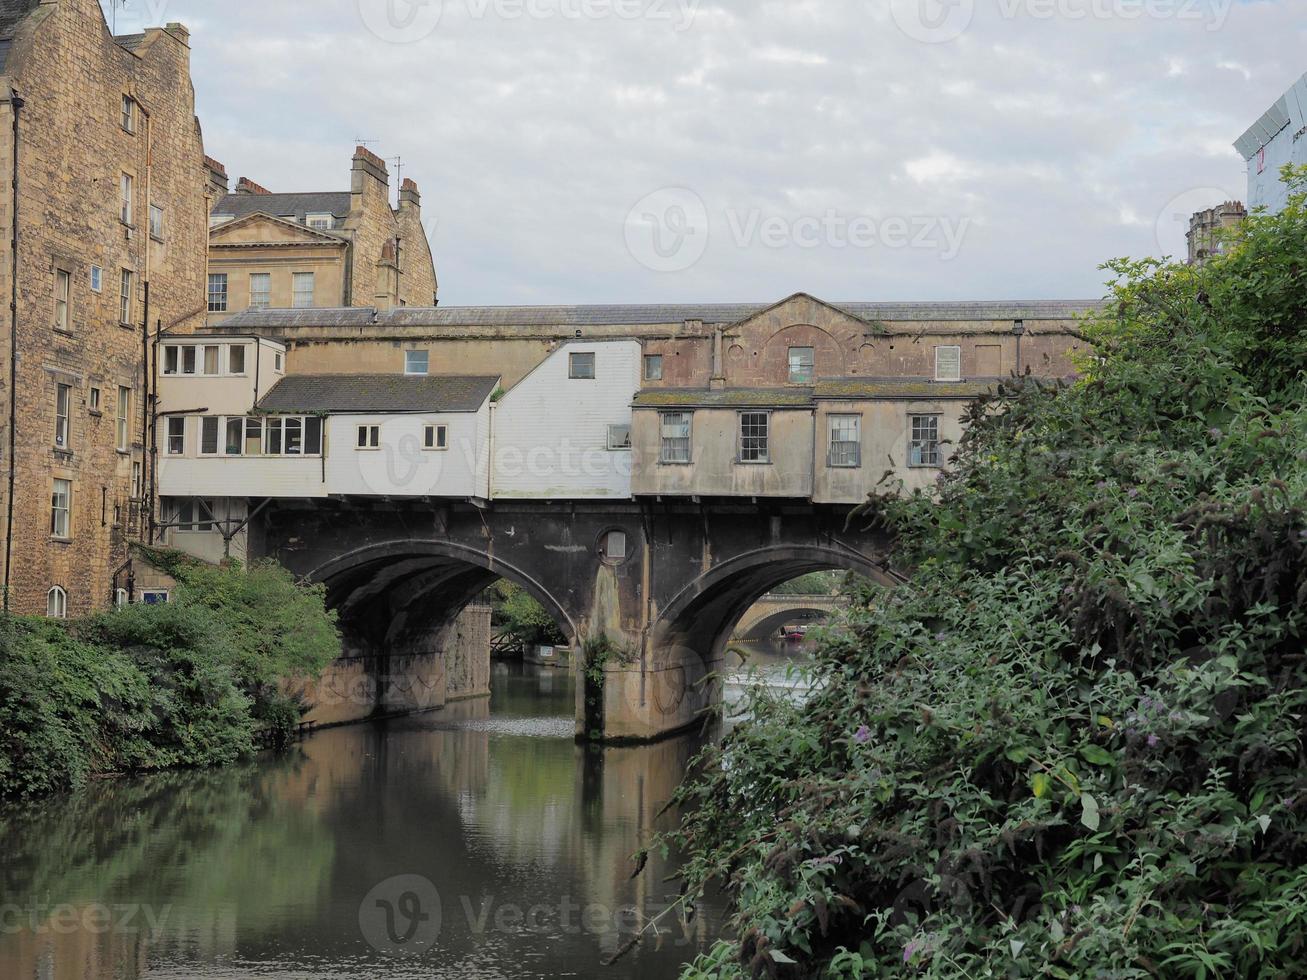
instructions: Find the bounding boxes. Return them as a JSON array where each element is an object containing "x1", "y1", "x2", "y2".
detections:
[
  {"x1": 854, "y1": 725, "x2": 871, "y2": 744},
  {"x1": 903, "y1": 940, "x2": 920, "y2": 963},
  {"x1": 1209, "y1": 428, "x2": 1222, "y2": 437},
  {"x1": 1147, "y1": 734, "x2": 1160, "y2": 748},
  {"x1": 1128, "y1": 488, "x2": 1140, "y2": 499},
  {"x1": 1096, "y1": 481, "x2": 1109, "y2": 490},
  {"x1": 935, "y1": 631, "x2": 948, "y2": 642},
  {"x1": 1284, "y1": 798, "x2": 1297, "y2": 810}
]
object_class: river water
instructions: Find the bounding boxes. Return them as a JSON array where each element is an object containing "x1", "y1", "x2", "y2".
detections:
[{"x1": 0, "y1": 647, "x2": 813, "y2": 980}]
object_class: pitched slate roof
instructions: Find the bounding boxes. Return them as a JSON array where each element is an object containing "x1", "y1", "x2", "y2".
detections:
[
  {"x1": 222, "y1": 298, "x2": 1102, "y2": 332},
  {"x1": 212, "y1": 191, "x2": 352, "y2": 223},
  {"x1": 257, "y1": 375, "x2": 500, "y2": 414},
  {"x1": 0, "y1": 0, "x2": 37, "y2": 34},
  {"x1": 114, "y1": 32, "x2": 146, "y2": 51},
  {"x1": 813, "y1": 379, "x2": 1000, "y2": 400},
  {"x1": 633, "y1": 388, "x2": 815, "y2": 409}
]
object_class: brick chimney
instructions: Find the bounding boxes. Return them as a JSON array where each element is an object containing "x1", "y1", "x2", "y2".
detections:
[
  {"x1": 235, "y1": 177, "x2": 272, "y2": 196},
  {"x1": 352, "y1": 145, "x2": 390, "y2": 187},
  {"x1": 399, "y1": 177, "x2": 421, "y2": 211},
  {"x1": 204, "y1": 156, "x2": 228, "y2": 198}
]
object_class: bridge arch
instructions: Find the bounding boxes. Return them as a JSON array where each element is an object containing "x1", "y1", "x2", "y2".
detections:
[{"x1": 735, "y1": 604, "x2": 834, "y2": 642}]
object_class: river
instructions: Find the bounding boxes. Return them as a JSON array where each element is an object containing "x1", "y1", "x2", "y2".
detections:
[{"x1": 0, "y1": 646, "x2": 813, "y2": 980}]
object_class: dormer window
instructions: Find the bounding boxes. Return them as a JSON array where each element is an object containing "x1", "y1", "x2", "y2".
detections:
[{"x1": 306, "y1": 213, "x2": 335, "y2": 230}]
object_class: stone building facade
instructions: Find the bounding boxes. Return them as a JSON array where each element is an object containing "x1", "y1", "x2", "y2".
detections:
[
  {"x1": 205, "y1": 147, "x2": 437, "y2": 326},
  {"x1": 0, "y1": 0, "x2": 209, "y2": 616}
]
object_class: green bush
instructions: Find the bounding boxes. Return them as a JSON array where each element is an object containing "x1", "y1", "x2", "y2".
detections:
[
  {"x1": 667, "y1": 168, "x2": 1307, "y2": 977},
  {"x1": 0, "y1": 553, "x2": 339, "y2": 799}
]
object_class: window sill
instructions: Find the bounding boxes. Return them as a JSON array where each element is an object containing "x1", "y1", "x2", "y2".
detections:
[
  {"x1": 150, "y1": 235, "x2": 165, "y2": 244},
  {"x1": 53, "y1": 326, "x2": 73, "y2": 337},
  {"x1": 88, "y1": 410, "x2": 102, "y2": 418},
  {"x1": 907, "y1": 464, "x2": 942, "y2": 470},
  {"x1": 735, "y1": 460, "x2": 772, "y2": 466},
  {"x1": 658, "y1": 460, "x2": 692, "y2": 466},
  {"x1": 50, "y1": 536, "x2": 72, "y2": 545},
  {"x1": 827, "y1": 463, "x2": 862, "y2": 470},
  {"x1": 118, "y1": 322, "x2": 135, "y2": 330}
]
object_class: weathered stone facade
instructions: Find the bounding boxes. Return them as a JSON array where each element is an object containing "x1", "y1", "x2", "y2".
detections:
[
  {"x1": 0, "y1": 0, "x2": 208, "y2": 616},
  {"x1": 206, "y1": 147, "x2": 437, "y2": 325}
]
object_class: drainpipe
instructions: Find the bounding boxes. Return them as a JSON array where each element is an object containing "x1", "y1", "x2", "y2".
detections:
[
  {"x1": 3, "y1": 90, "x2": 24, "y2": 614},
  {"x1": 1012, "y1": 319, "x2": 1026, "y2": 377},
  {"x1": 140, "y1": 106, "x2": 153, "y2": 543}
]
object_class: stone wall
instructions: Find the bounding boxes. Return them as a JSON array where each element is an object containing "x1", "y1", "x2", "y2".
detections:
[{"x1": 0, "y1": 0, "x2": 208, "y2": 616}]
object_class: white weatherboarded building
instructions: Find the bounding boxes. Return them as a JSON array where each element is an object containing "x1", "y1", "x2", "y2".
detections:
[{"x1": 491, "y1": 340, "x2": 642, "y2": 499}]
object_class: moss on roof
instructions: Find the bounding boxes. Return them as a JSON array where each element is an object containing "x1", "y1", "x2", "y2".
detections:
[
  {"x1": 632, "y1": 388, "x2": 815, "y2": 408},
  {"x1": 813, "y1": 379, "x2": 999, "y2": 400}
]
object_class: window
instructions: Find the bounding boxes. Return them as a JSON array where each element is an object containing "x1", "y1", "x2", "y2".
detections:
[
  {"x1": 305, "y1": 417, "x2": 323, "y2": 455},
  {"x1": 909, "y1": 415, "x2": 941, "y2": 467},
  {"x1": 608, "y1": 424, "x2": 632, "y2": 451},
  {"x1": 264, "y1": 417, "x2": 283, "y2": 455},
  {"x1": 602, "y1": 530, "x2": 627, "y2": 562},
  {"x1": 224, "y1": 417, "x2": 244, "y2": 456},
  {"x1": 166, "y1": 416, "x2": 185, "y2": 455},
  {"x1": 245, "y1": 418, "x2": 263, "y2": 455},
  {"x1": 292, "y1": 272, "x2": 315, "y2": 308},
  {"x1": 203, "y1": 345, "x2": 220, "y2": 376},
  {"x1": 89, "y1": 387, "x2": 101, "y2": 413},
  {"x1": 738, "y1": 412, "x2": 770, "y2": 463},
  {"x1": 228, "y1": 344, "x2": 246, "y2": 375},
  {"x1": 356, "y1": 425, "x2": 380, "y2": 450},
  {"x1": 121, "y1": 95, "x2": 136, "y2": 133},
  {"x1": 47, "y1": 586, "x2": 67, "y2": 619},
  {"x1": 90, "y1": 266, "x2": 103, "y2": 293},
  {"x1": 54, "y1": 384, "x2": 71, "y2": 449},
  {"x1": 423, "y1": 424, "x2": 448, "y2": 450},
  {"x1": 828, "y1": 415, "x2": 862, "y2": 468},
  {"x1": 644, "y1": 355, "x2": 663, "y2": 381},
  {"x1": 115, "y1": 588, "x2": 129, "y2": 610},
  {"x1": 405, "y1": 350, "x2": 429, "y2": 376},
  {"x1": 119, "y1": 269, "x2": 134, "y2": 324},
  {"x1": 141, "y1": 589, "x2": 170, "y2": 605},
  {"x1": 935, "y1": 346, "x2": 962, "y2": 382},
  {"x1": 149, "y1": 204, "x2": 164, "y2": 240},
  {"x1": 182, "y1": 345, "x2": 197, "y2": 375},
  {"x1": 120, "y1": 173, "x2": 133, "y2": 224},
  {"x1": 569, "y1": 352, "x2": 596, "y2": 380},
  {"x1": 131, "y1": 461, "x2": 142, "y2": 499},
  {"x1": 788, "y1": 347, "x2": 815, "y2": 384},
  {"x1": 306, "y1": 213, "x2": 334, "y2": 229},
  {"x1": 659, "y1": 411, "x2": 692, "y2": 464},
  {"x1": 50, "y1": 479, "x2": 71, "y2": 538},
  {"x1": 284, "y1": 417, "x2": 303, "y2": 455},
  {"x1": 116, "y1": 386, "x2": 131, "y2": 451},
  {"x1": 200, "y1": 416, "x2": 219, "y2": 455},
  {"x1": 54, "y1": 269, "x2": 71, "y2": 331},
  {"x1": 167, "y1": 498, "x2": 214, "y2": 534},
  {"x1": 273, "y1": 351, "x2": 284, "y2": 373},
  {"x1": 249, "y1": 273, "x2": 270, "y2": 310},
  {"x1": 207, "y1": 274, "x2": 228, "y2": 313}
]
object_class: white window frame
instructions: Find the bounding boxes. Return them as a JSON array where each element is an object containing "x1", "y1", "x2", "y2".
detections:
[
  {"x1": 149, "y1": 203, "x2": 165, "y2": 240},
  {"x1": 659, "y1": 411, "x2": 692, "y2": 464},
  {"x1": 119, "y1": 269, "x2": 134, "y2": 325},
  {"x1": 121, "y1": 95, "x2": 135, "y2": 133},
  {"x1": 114, "y1": 588, "x2": 129, "y2": 610},
  {"x1": 607, "y1": 424, "x2": 632, "y2": 451},
  {"x1": 788, "y1": 347, "x2": 815, "y2": 384},
  {"x1": 120, "y1": 172, "x2": 134, "y2": 224},
  {"x1": 116, "y1": 386, "x2": 131, "y2": 452},
  {"x1": 828, "y1": 414, "x2": 862, "y2": 468},
  {"x1": 54, "y1": 383, "x2": 71, "y2": 449},
  {"x1": 603, "y1": 530, "x2": 627, "y2": 561},
  {"x1": 141, "y1": 589, "x2": 170, "y2": 605},
  {"x1": 306, "y1": 213, "x2": 334, "y2": 230},
  {"x1": 51, "y1": 479, "x2": 71, "y2": 539},
  {"x1": 89, "y1": 386, "x2": 101, "y2": 413},
  {"x1": 356, "y1": 424, "x2": 381, "y2": 451},
  {"x1": 569, "y1": 351, "x2": 596, "y2": 380},
  {"x1": 405, "y1": 350, "x2": 430, "y2": 376},
  {"x1": 199, "y1": 415, "x2": 220, "y2": 456},
  {"x1": 47, "y1": 585, "x2": 68, "y2": 618},
  {"x1": 908, "y1": 414, "x2": 942, "y2": 468},
  {"x1": 207, "y1": 274, "x2": 228, "y2": 313},
  {"x1": 292, "y1": 272, "x2": 315, "y2": 308},
  {"x1": 54, "y1": 268, "x2": 71, "y2": 332},
  {"x1": 737, "y1": 411, "x2": 770, "y2": 464},
  {"x1": 249, "y1": 273, "x2": 271, "y2": 310},
  {"x1": 273, "y1": 351, "x2": 284, "y2": 373},
  {"x1": 166, "y1": 416, "x2": 185, "y2": 455},
  {"x1": 423, "y1": 423, "x2": 448, "y2": 451},
  {"x1": 935, "y1": 346, "x2": 962, "y2": 382},
  {"x1": 90, "y1": 266, "x2": 103, "y2": 293},
  {"x1": 202, "y1": 344, "x2": 221, "y2": 376},
  {"x1": 228, "y1": 344, "x2": 247, "y2": 375},
  {"x1": 643, "y1": 354, "x2": 663, "y2": 381}
]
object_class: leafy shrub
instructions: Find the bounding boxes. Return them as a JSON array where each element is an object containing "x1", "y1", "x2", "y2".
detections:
[
  {"x1": 666, "y1": 168, "x2": 1307, "y2": 977},
  {"x1": 0, "y1": 553, "x2": 339, "y2": 799}
]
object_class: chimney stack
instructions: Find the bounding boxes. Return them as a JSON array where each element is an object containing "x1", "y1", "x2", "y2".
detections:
[
  {"x1": 399, "y1": 177, "x2": 421, "y2": 210},
  {"x1": 235, "y1": 176, "x2": 272, "y2": 196}
]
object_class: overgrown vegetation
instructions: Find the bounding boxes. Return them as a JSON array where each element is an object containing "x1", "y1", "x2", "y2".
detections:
[
  {"x1": 666, "y1": 168, "x2": 1307, "y2": 977},
  {"x1": 486, "y1": 580, "x2": 567, "y2": 649},
  {"x1": 0, "y1": 551, "x2": 339, "y2": 800}
]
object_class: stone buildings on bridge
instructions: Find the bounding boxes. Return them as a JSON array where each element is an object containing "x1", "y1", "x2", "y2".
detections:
[{"x1": 0, "y1": 0, "x2": 209, "y2": 617}]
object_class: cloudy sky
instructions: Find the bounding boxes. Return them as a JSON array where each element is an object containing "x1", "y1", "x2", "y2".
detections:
[{"x1": 106, "y1": 0, "x2": 1302, "y2": 306}]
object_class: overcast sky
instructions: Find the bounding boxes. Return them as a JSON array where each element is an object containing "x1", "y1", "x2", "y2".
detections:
[{"x1": 106, "y1": 0, "x2": 1301, "y2": 306}]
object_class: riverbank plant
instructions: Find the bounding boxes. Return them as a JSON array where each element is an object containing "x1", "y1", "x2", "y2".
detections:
[
  {"x1": 665, "y1": 168, "x2": 1307, "y2": 977},
  {"x1": 0, "y1": 551, "x2": 339, "y2": 799}
]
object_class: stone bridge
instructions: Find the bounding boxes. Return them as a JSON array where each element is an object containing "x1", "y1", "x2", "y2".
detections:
[
  {"x1": 732, "y1": 594, "x2": 848, "y2": 641},
  {"x1": 251, "y1": 497, "x2": 897, "y2": 742}
]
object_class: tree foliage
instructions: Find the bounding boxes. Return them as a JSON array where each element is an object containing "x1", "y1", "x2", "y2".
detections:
[
  {"x1": 0, "y1": 553, "x2": 339, "y2": 799},
  {"x1": 668, "y1": 168, "x2": 1307, "y2": 978}
]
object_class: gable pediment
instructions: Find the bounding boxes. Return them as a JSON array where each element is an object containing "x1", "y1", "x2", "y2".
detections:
[
  {"x1": 209, "y1": 212, "x2": 348, "y2": 247},
  {"x1": 724, "y1": 292, "x2": 880, "y2": 340}
]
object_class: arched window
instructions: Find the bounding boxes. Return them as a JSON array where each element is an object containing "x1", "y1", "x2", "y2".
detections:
[{"x1": 46, "y1": 586, "x2": 67, "y2": 619}]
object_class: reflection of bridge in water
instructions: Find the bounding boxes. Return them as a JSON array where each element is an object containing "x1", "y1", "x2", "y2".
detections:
[{"x1": 731, "y1": 593, "x2": 848, "y2": 641}]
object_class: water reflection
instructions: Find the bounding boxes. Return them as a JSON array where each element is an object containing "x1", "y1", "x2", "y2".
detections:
[{"x1": 0, "y1": 662, "x2": 719, "y2": 979}]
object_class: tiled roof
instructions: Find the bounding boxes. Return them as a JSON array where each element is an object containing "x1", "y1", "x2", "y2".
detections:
[
  {"x1": 813, "y1": 379, "x2": 1000, "y2": 400},
  {"x1": 0, "y1": 0, "x2": 36, "y2": 34},
  {"x1": 221, "y1": 299, "x2": 1103, "y2": 332},
  {"x1": 257, "y1": 375, "x2": 500, "y2": 414},
  {"x1": 212, "y1": 191, "x2": 352, "y2": 223},
  {"x1": 633, "y1": 388, "x2": 815, "y2": 409},
  {"x1": 114, "y1": 32, "x2": 146, "y2": 51}
]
